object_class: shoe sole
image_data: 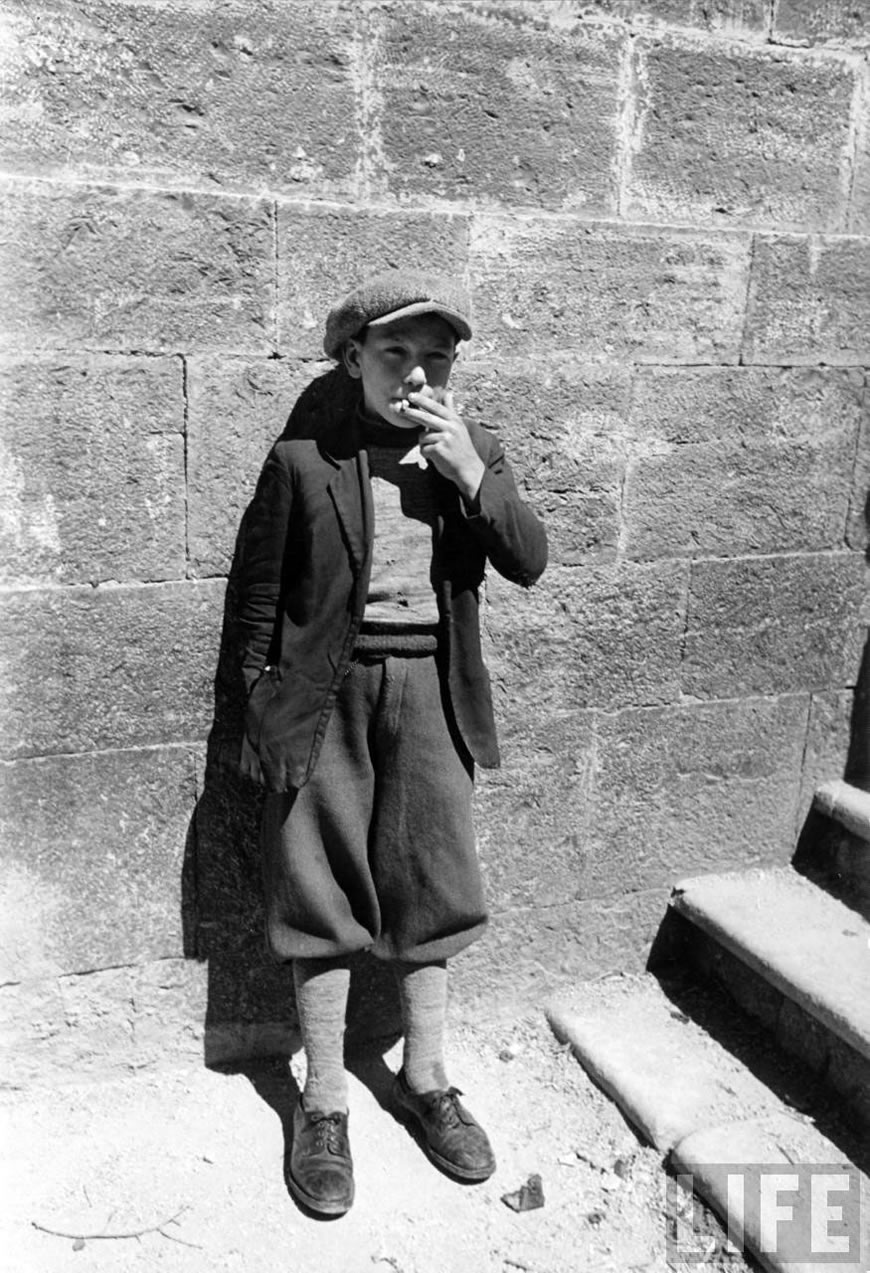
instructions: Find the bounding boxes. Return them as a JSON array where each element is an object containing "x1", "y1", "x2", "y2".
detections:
[
  {"x1": 427, "y1": 1143, "x2": 496, "y2": 1183},
  {"x1": 287, "y1": 1169, "x2": 354, "y2": 1217},
  {"x1": 394, "y1": 1099, "x2": 496, "y2": 1182}
]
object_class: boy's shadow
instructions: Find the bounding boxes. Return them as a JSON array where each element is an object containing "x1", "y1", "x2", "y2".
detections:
[{"x1": 181, "y1": 368, "x2": 404, "y2": 1208}]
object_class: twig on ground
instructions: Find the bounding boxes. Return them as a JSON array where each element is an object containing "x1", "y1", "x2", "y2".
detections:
[{"x1": 31, "y1": 1205, "x2": 200, "y2": 1248}]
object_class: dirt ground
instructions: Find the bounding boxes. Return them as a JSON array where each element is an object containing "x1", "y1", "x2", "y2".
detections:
[{"x1": 1, "y1": 1009, "x2": 751, "y2": 1273}]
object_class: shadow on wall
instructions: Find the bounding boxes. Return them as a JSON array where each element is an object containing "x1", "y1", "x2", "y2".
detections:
[
  {"x1": 791, "y1": 488, "x2": 870, "y2": 917},
  {"x1": 181, "y1": 372, "x2": 403, "y2": 1070}
]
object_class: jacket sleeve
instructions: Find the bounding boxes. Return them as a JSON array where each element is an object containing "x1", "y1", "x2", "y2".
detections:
[
  {"x1": 459, "y1": 428, "x2": 548, "y2": 586},
  {"x1": 236, "y1": 445, "x2": 293, "y2": 693}
]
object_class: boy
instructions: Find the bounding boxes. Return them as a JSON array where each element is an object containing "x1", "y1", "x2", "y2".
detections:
[{"x1": 237, "y1": 270, "x2": 547, "y2": 1215}]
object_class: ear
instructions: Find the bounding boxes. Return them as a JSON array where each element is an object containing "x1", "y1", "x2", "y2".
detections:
[{"x1": 342, "y1": 338, "x2": 363, "y2": 380}]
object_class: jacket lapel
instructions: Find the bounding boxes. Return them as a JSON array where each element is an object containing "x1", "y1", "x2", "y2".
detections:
[
  {"x1": 321, "y1": 402, "x2": 372, "y2": 579},
  {"x1": 326, "y1": 449, "x2": 371, "y2": 578}
]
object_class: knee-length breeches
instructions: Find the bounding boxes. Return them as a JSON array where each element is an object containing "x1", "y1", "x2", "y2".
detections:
[{"x1": 260, "y1": 654, "x2": 488, "y2": 963}]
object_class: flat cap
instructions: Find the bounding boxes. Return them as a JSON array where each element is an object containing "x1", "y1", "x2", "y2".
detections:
[{"x1": 323, "y1": 269, "x2": 472, "y2": 359}]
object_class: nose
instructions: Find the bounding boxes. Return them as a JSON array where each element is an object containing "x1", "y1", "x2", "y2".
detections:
[{"x1": 404, "y1": 364, "x2": 427, "y2": 389}]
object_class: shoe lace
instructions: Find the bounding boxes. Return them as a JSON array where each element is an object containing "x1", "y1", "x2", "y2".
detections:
[
  {"x1": 310, "y1": 1111, "x2": 346, "y2": 1154},
  {"x1": 427, "y1": 1087, "x2": 465, "y2": 1129}
]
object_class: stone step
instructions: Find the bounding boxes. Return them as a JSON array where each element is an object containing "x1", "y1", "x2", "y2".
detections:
[
  {"x1": 669, "y1": 866, "x2": 870, "y2": 1127},
  {"x1": 814, "y1": 779, "x2": 870, "y2": 843},
  {"x1": 547, "y1": 974, "x2": 869, "y2": 1273},
  {"x1": 803, "y1": 779, "x2": 870, "y2": 918}
]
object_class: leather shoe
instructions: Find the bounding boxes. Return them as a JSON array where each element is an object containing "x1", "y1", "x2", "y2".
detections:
[
  {"x1": 288, "y1": 1100, "x2": 354, "y2": 1215},
  {"x1": 394, "y1": 1068, "x2": 496, "y2": 1181}
]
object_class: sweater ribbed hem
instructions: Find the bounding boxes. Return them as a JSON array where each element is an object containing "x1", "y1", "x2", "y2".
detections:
[{"x1": 352, "y1": 624, "x2": 440, "y2": 658}]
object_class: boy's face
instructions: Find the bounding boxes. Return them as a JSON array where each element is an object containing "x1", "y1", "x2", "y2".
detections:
[{"x1": 343, "y1": 313, "x2": 457, "y2": 428}]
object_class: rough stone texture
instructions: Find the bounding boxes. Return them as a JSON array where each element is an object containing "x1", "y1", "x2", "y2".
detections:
[
  {"x1": 626, "y1": 37, "x2": 855, "y2": 229},
  {"x1": 187, "y1": 355, "x2": 326, "y2": 576},
  {"x1": 455, "y1": 359, "x2": 630, "y2": 566},
  {"x1": 469, "y1": 216, "x2": 750, "y2": 364},
  {"x1": 850, "y1": 71, "x2": 870, "y2": 235},
  {"x1": 798, "y1": 690, "x2": 856, "y2": 828},
  {"x1": 475, "y1": 710, "x2": 596, "y2": 912},
  {"x1": 454, "y1": 888, "x2": 671, "y2": 1011},
  {"x1": 589, "y1": 697, "x2": 809, "y2": 900},
  {"x1": 570, "y1": 0, "x2": 768, "y2": 31},
  {"x1": 0, "y1": 960, "x2": 208, "y2": 1088},
  {"x1": 485, "y1": 560, "x2": 687, "y2": 718},
  {"x1": 742, "y1": 234, "x2": 870, "y2": 364},
  {"x1": 622, "y1": 366, "x2": 864, "y2": 560},
  {"x1": 0, "y1": 178, "x2": 274, "y2": 354},
  {"x1": 191, "y1": 746, "x2": 265, "y2": 958},
  {"x1": 846, "y1": 394, "x2": 870, "y2": 549},
  {"x1": 682, "y1": 926, "x2": 785, "y2": 1035},
  {"x1": 276, "y1": 205, "x2": 470, "y2": 358},
  {"x1": 0, "y1": 747, "x2": 196, "y2": 981},
  {"x1": 772, "y1": 1, "x2": 870, "y2": 45},
  {"x1": 0, "y1": 580, "x2": 226, "y2": 759},
  {"x1": 0, "y1": 353, "x2": 184, "y2": 586},
  {"x1": 373, "y1": 4, "x2": 623, "y2": 213},
  {"x1": 0, "y1": 0, "x2": 361, "y2": 198},
  {"x1": 683, "y1": 552, "x2": 868, "y2": 699}
]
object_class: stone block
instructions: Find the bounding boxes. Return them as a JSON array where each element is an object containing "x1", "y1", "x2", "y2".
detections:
[
  {"x1": 0, "y1": 579, "x2": 226, "y2": 759},
  {"x1": 565, "y1": 0, "x2": 768, "y2": 32},
  {"x1": 452, "y1": 888, "x2": 670, "y2": 1014},
  {"x1": 772, "y1": 1, "x2": 870, "y2": 45},
  {"x1": 798, "y1": 690, "x2": 855, "y2": 829},
  {"x1": 626, "y1": 37, "x2": 855, "y2": 229},
  {"x1": 0, "y1": 179, "x2": 273, "y2": 354},
  {"x1": 688, "y1": 932, "x2": 784, "y2": 1035},
  {"x1": 547, "y1": 975, "x2": 782, "y2": 1154},
  {"x1": 475, "y1": 710, "x2": 596, "y2": 911},
  {"x1": 0, "y1": 0, "x2": 360, "y2": 198},
  {"x1": 455, "y1": 359, "x2": 631, "y2": 565},
  {"x1": 191, "y1": 745, "x2": 265, "y2": 955},
  {"x1": 276, "y1": 205, "x2": 470, "y2": 358},
  {"x1": 187, "y1": 356, "x2": 328, "y2": 576},
  {"x1": 0, "y1": 747, "x2": 196, "y2": 980},
  {"x1": 469, "y1": 216, "x2": 750, "y2": 364},
  {"x1": 373, "y1": 3, "x2": 623, "y2": 213},
  {"x1": 827, "y1": 1033, "x2": 870, "y2": 1127},
  {"x1": 623, "y1": 367, "x2": 863, "y2": 560},
  {"x1": 590, "y1": 697, "x2": 809, "y2": 900},
  {"x1": 485, "y1": 560, "x2": 687, "y2": 718},
  {"x1": 742, "y1": 233, "x2": 870, "y2": 364},
  {"x1": 849, "y1": 74, "x2": 870, "y2": 234},
  {"x1": 0, "y1": 353, "x2": 184, "y2": 586},
  {"x1": 683, "y1": 552, "x2": 868, "y2": 699},
  {"x1": 776, "y1": 994, "x2": 832, "y2": 1074}
]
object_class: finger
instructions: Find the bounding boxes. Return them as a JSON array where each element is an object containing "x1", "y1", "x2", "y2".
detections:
[
  {"x1": 398, "y1": 404, "x2": 451, "y2": 429},
  {"x1": 406, "y1": 391, "x2": 454, "y2": 419}
]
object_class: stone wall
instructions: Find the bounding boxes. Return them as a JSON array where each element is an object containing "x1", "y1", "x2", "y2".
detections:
[{"x1": 1, "y1": 0, "x2": 868, "y2": 1082}]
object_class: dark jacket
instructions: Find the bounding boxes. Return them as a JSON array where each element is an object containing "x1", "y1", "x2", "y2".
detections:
[{"x1": 237, "y1": 370, "x2": 547, "y2": 792}]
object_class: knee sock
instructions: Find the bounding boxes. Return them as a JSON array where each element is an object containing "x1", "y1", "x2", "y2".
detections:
[
  {"x1": 394, "y1": 959, "x2": 449, "y2": 1093},
  {"x1": 292, "y1": 956, "x2": 351, "y2": 1114}
]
